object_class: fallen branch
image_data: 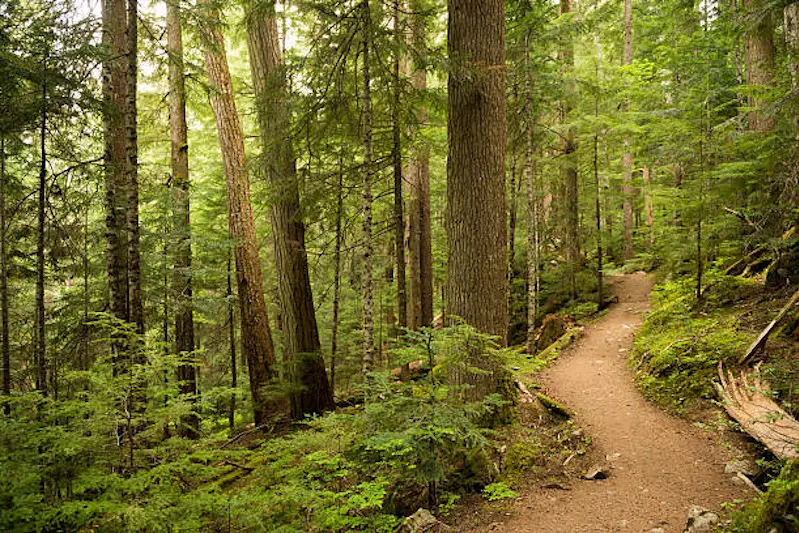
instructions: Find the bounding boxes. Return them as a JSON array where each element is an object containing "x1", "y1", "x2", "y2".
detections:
[
  {"x1": 739, "y1": 287, "x2": 799, "y2": 365},
  {"x1": 714, "y1": 362, "x2": 799, "y2": 460}
]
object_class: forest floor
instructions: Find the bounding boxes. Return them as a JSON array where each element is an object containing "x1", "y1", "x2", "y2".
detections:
[{"x1": 468, "y1": 273, "x2": 753, "y2": 532}]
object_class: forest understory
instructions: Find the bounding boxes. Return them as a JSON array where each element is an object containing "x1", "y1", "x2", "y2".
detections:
[{"x1": 1, "y1": 0, "x2": 799, "y2": 530}]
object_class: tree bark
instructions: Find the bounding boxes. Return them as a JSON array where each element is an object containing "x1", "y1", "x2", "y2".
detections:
[
  {"x1": 0, "y1": 136, "x2": 8, "y2": 413},
  {"x1": 622, "y1": 0, "x2": 634, "y2": 261},
  {"x1": 406, "y1": 0, "x2": 433, "y2": 330},
  {"x1": 559, "y1": 0, "x2": 579, "y2": 298},
  {"x1": 330, "y1": 158, "x2": 343, "y2": 393},
  {"x1": 36, "y1": 63, "x2": 47, "y2": 396},
  {"x1": 167, "y1": 0, "x2": 198, "y2": 438},
  {"x1": 743, "y1": 0, "x2": 775, "y2": 132},
  {"x1": 102, "y1": 0, "x2": 130, "y2": 357},
  {"x1": 524, "y1": 34, "x2": 539, "y2": 354},
  {"x1": 361, "y1": 0, "x2": 376, "y2": 375},
  {"x1": 392, "y1": 1, "x2": 408, "y2": 331},
  {"x1": 245, "y1": 1, "x2": 333, "y2": 418},
  {"x1": 227, "y1": 251, "x2": 237, "y2": 434},
  {"x1": 126, "y1": 0, "x2": 143, "y2": 334},
  {"x1": 198, "y1": 0, "x2": 277, "y2": 425},
  {"x1": 446, "y1": 0, "x2": 508, "y2": 402}
]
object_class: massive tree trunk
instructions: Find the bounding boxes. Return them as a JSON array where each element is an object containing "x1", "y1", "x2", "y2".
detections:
[
  {"x1": 743, "y1": 0, "x2": 775, "y2": 132},
  {"x1": 0, "y1": 136, "x2": 8, "y2": 413},
  {"x1": 126, "y1": 0, "x2": 143, "y2": 334},
  {"x1": 102, "y1": 0, "x2": 130, "y2": 358},
  {"x1": 446, "y1": 0, "x2": 508, "y2": 401},
  {"x1": 559, "y1": 0, "x2": 579, "y2": 298},
  {"x1": 392, "y1": 1, "x2": 407, "y2": 330},
  {"x1": 361, "y1": 0, "x2": 376, "y2": 375},
  {"x1": 167, "y1": 0, "x2": 198, "y2": 438},
  {"x1": 36, "y1": 67, "x2": 47, "y2": 396},
  {"x1": 198, "y1": 0, "x2": 277, "y2": 425},
  {"x1": 622, "y1": 0, "x2": 634, "y2": 261},
  {"x1": 406, "y1": 0, "x2": 433, "y2": 330},
  {"x1": 245, "y1": 2, "x2": 333, "y2": 418}
]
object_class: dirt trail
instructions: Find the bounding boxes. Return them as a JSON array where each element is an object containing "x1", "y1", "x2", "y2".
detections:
[{"x1": 491, "y1": 273, "x2": 750, "y2": 533}]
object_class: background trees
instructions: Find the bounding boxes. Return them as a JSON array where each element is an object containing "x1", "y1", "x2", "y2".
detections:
[{"x1": 0, "y1": 0, "x2": 797, "y2": 528}]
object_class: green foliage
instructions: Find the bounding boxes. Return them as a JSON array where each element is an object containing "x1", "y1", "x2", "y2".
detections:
[
  {"x1": 726, "y1": 461, "x2": 799, "y2": 532},
  {"x1": 482, "y1": 482, "x2": 518, "y2": 502},
  {"x1": 631, "y1": 274, "x2": 755, "y2": 413}
]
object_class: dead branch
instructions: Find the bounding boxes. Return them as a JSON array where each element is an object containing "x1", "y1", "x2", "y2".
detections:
[
  {"x1": 714, "y1": 362, "x2": 799, "y2": 460},
  {"x1": 739, "y1": 288, "x2": 799, "y2": 365}
]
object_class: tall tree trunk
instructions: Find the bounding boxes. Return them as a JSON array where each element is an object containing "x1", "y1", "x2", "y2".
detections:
[
  {"x1": 524, "y1": 34, "x2": 539, "y2": 354},
  {"x1": 744, "y1": 0, "x2": 775, "y2": 131},
  {"x1": 361, "y1": 0, "x2": 376, "y2": 376},
  {"x1": 245, "y1": 2, "x2": 333, "y2": 418},
  {"x1": 446, "y1": 0, "x2": 508, "y2": 401},
  {"x1": 167, "y1": 0, "x2": 198, "y2": 438},
  {"x1": 406, "y1": 0, "x2": 433, "y2": 330},
  {"x1": 330, "y1": 158, "x2": 343, "y2": 393},
  {"x1": 559, "y1": 0, "x2": 579, "y2": 299},
  {"x1": 198, "y1": 0, "x2": 277, "y2": 425},
  {"x1": 622, "y1": 0, "x2": 634, "y2": 261},
  {"x1": 227, "y1": 251, "x2": 237, "y2": 435},
  {"x1": 0, "y1": 136, "x2": 8, "y2": 413},
  {"x1": 102, "y1": 0, "x2": 130, "y2": 358},
  {"x1": 392, "y1": 1, "x2": 407, "y2": 330},
  {"x1": 36, "y1": 65, "x2": 47, "y2": 396},
  {"x1": 507, "y1": 146, "x2": 518, "y2": 334},
  {"x1": 127, "y1": 0, "x2": 143, "y2": 334}
]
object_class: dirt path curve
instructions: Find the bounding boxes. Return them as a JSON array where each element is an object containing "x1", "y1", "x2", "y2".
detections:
[{"x1": 493, "y1": 273, "x2": 750, "y2": 533}]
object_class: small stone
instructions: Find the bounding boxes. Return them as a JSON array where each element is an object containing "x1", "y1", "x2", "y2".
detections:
[
  {"x1": 724, "y1": 458, "x2": 758, "y2": 477},
  {"x1": 683, "y1": 505, "x2": 719, "y2": 533},
  {"x1": 583, "y1": 464, "x2": 610, "y2": 480},
  {"x1": 397, "y1": 509, "x2": 452, "y2": 533},
  {"x1": 649, "y1": 528, "x2": 665, "y2": 533}
]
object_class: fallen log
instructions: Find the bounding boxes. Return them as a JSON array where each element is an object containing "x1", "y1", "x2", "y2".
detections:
[
  {"x1": 739, "y1": 287, "x2": 799, "y2": 365},
  {"x1": 714, "y1": 362, "x2": 799, "y2": 460}
]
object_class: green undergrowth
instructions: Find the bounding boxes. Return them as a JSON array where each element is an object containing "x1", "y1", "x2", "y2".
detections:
[
  {"x1": 0, "y1": 325, "x2": 551, "y2": 533},
  {"x1": 630, "y1": 273, "x2": 758, "y2": 415},
  {"x1": 723, "y1": 461, "x2": 799, "y2": 532}
]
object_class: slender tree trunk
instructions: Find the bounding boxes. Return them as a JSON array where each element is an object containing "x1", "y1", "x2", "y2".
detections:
[
  {"x1": 392, "y1": 1, "x2": 407, "y2": 330},
  {"x1": 446, "y1": 0, "x2": 508, "y2": 402},
  {"x1": 102, "y1": 0, "x2": 130, "y2": 360},
  {"x1": 330, "y1": 159, "x2": 343, "y2": 394},
  {"x1": 198, "y1": 0, "x2": 277, "y2": 425},
  {"x1": 507, "y1": 147, "x2": 518, "y2": 334},
  {"x1": 245, "y1": 3, "x2": 333, "y2": 418},
  {"x1": 0, "y1": 136, "x2": 8, "y2": 413},
  {"x1": 642, "y1": 166, "x2": 654, "y2": 246},
  {"x1": 406, "y1": 0, "x2": 433, "y2": 330},
  {"x1": 227, "y1": 251, "x2": 237, "y2": 434},
  {"x1": 36, "y1": 66, "x2": 47, "y2": 396},
  {"x1": 743, "y1": 0, "x2": 775, "y2": 131},
  {"x1": 126, "y1": 0, "x2": 143, "y2": 335},
  {"x1": 167, "y1": 0, "x2": 198, "y2": 438},
  {"x1": 524, "y1": 34, "x2": 539, "y2": 354},
  {"x1": 622, "y1": 0, "x2": 634, "y2": 261},
  {"x1": 361, "y1": 0, "x2": 375, "y2": 376}
]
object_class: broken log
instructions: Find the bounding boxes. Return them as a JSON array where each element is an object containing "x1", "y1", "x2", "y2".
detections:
[
  {"x1": 739, "y1": 287, "x2": 799, "y2": 365},
  {"x1": 714, "y1": 362, "x2": 799, "y2": 460}
]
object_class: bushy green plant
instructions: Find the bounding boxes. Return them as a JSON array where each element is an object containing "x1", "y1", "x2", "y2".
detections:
[{"x1": 482, "y1": 482, "x2": 518, "y2": 501}]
